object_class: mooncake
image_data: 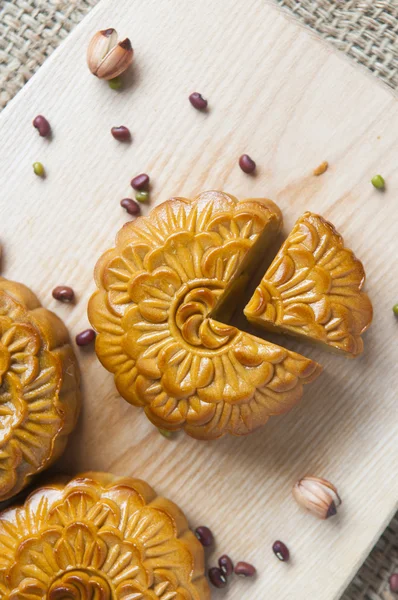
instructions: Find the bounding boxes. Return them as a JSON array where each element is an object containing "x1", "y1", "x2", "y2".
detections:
[
  {"x1": 245, "y1": 212, "x2": 373, "y2": 357},
  {"x1": 0, "y1": 277, "x2": 80, "y2": 500},
  {"x1": 88, "y1": 191, "x2": 321, "y2": 440},
  {"x1": 0, "y1": 472, "x2": 209, "y2": 600}
]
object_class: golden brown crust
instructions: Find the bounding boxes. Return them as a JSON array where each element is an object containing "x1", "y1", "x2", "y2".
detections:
[
  {"x1": 0, "y1": 471, "x2": 209, "y2": 600},
  {"x1": 89, "y1": 191, "x2": 321, "y2": 439},
  {"x1": 245, "y1": 212, "x2": 373, "y2": 357},
  {"x1": 0, "y1": 277, "x2": 80, "y2": 500}
]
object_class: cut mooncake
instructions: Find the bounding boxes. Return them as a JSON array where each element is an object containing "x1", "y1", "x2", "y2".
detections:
[
  {"x1": 0, "y1": 472, "x2": 210, "y2": 600},
  {"x1": 0, "y1": 277, "x2": 80, "y2": 500},
  {"x1": 245, "y1": 212, "x2": 373, "y2": 357},
  {"x1": 88, "y1": 191, "x2": 321, "y2": 440}
]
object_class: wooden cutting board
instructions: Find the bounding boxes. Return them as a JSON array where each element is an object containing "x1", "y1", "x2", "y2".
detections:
[{"x1": 1, "y1": 0, "x2": 397, "y2": 597}]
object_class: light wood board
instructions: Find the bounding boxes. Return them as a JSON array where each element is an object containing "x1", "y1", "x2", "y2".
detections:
[{"x1": 1, "y1": 0, "x2": 398, "y2": 597}]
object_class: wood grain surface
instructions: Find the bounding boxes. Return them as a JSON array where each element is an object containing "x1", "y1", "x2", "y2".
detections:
[{"x1": 1, "y1": 1, "x2": 397, "y2": 598}]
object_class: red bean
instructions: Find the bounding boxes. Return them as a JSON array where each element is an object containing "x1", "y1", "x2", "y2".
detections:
[
  {"x1": 272, "y1": 540, "x2": 290, "y2": 562},
  {"x1": 208, "y1": 567, "x2": 227, "y2": 589},
  {"x1": 76, "y1": 329, "x2": 96, "y2": 346},
  {"x1": 33, "y1": 115, "x2": 51, "y2": 137},
  {"x1": 189, "y1": 92, "x2": 208, "y2": 111},
  {"x1": 130, "y1": 173, "x2": 150, "y2": 190},
  {"x1": 239, "y1": 154, "x2": 256, "y2": 174},
  {"x1": 111, "y1": 126, "x2": 131, "y2": 141},
  {"x1": 390, "y1": 574, "x2": 398, "y2": 592},
  {"x1": 234, "y1": 562, "x2": 256, "y2": 578},
  {"x1": 120, "y1": 198, "x2": 141, "y2": 216},
  {"x1": 195, "y1": 526, "x2": 214, "y2": 547},
  {"x1": 52, "y1": 286, "x2": 75, "y2": 302},
  {"x1": 218, "y1": 554, "x2": 234, "y2": 577}
]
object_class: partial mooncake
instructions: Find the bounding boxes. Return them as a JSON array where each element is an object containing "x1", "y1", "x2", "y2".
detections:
[
  {"x1": 0, "y1": 472, "x2": 210, "y2": 600},
  {"x1": 245, "y1": 212, "x2": 373, "y2": 357},
  {"x1": 0, "y1": 277, "x2": 80, "y2": 500},
  {"x1": 89, "y1": 191, "x2": 321, "y2": 440}
]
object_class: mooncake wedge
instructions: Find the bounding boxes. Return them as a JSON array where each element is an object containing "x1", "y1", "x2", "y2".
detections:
[{"x1": 245, "y1": 212, "x2": 373, "y2": 357}]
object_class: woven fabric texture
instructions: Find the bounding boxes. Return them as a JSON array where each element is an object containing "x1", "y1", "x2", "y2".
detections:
[
  {"x1": 343, "y1": 514, "x2": 398, "y2": 600},
  {"x1": 0, "y1": 0, "x2": 98, "y2": 109},
  {"x1": 0, "y1": 1, "x2": 397, "y2": 598},
  {"x1": 275, "y1": 0, "x2": 398, "y2": 91}
]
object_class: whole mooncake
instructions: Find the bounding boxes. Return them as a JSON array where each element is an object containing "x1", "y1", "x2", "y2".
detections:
[
  {"x1": 244, "y1": 212, "x2": 373, "y2": 357},
  {"x1": 0, "y1": 472, "x2": 210, "y2": 600},
  {"x1": 89, "y1": 191, "x2": 321, "y2": 440},
  {"x1": 0, "y1": 277, "x2": 80, "y2": 500}
]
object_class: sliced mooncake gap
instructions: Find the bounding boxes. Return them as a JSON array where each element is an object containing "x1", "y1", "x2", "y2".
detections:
[
  {"x1": 244, "y1": 212, "x2": 373, "y2": 357},
  {"x1": 209, "y1": 196, "x2": 284, "y2": 323}
]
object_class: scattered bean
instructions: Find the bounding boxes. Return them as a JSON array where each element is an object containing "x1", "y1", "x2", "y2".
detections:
[
  {"x1": 239, "y1": 154, "x2": 256, "y2": 174},
  {"x1": 393, "y1": 304, "x2": 398, "y2": 316},
  {"x1": 218, "y1": 554, "x2": 234, "y2": 577},
  {"x1": 272, "y1": 540, "x2": 290, "y2": 562},
  {"x1": 189, "y1": 92, "x2": 208, "y2": 111},
  {"x1": 135, "y1": 190, "x2": 149, "y2": 203},
  {"x1": 33, "y1": 115, "x2": 51, "y2": 137},
  {"x1": 313, "y1": 161, "x2": 328, "y2": 176},
  {"x1": 234, "y1": 562, "x2": 256, "y2": 578},
  {"x1": 158, "y1": 428, "x2": 174, "y2": 439},
  {"x1": 121, "y1": 198, "x2": 141, "y2": 216},
  {"x1": 33, "y1": 162, "x2": 45, "y2": 177},
  {"x1": 52, "y1": 286, "x2": 75, "y2": 303},
  {"x1": 76, "y1": 329, "x2": 96, "y2": 346},
  {"x1": 108, "y1": 76, "x2": 123, "y2": 90},
  {"x1": 208, "y1": 567, "x2": 227, "y2": 589},
  {"x1": 371, "y1": 174, "x2": 385, "y2": 189},
  {"x1": 131, "y1": 173, "x2": 150, "y2": 190},
  {"x1": 390, "y1": 574, "x2": 398, "y2": 593},
  {"x1": 195, "y1": 526, "x2": 214, "y2": 547},
  {"x1": 111, "y1": 126, "x2": 131, "y2": 141}
]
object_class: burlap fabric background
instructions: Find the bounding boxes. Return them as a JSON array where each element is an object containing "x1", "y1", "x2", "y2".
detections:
[{"x1": 1, "y1": 1, "x2": 397, "y2": 598}]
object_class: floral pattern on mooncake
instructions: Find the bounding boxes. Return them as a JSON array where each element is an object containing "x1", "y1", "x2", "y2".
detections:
[
  {"x1": 0, "y1": 277, "x2": 80, "y2": 500},
  {"x1": 89, "y1": 192, "x2": 321, "y2": 440},
  {"x1": 245, "y1": 212, "x2": 373, "y2": 357},
  {"x1": 0, "y1": 472, "x2": 209, "y2": 600}
]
